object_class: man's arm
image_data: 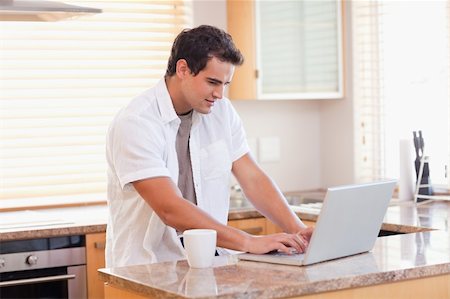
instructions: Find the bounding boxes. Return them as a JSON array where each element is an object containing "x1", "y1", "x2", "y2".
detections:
[
  {"x1": 232, "y1": 153, "x2": 313, "y2": 238},
  {"x1": 133, "y1": 177, "x2": 308, "y2": 253}
]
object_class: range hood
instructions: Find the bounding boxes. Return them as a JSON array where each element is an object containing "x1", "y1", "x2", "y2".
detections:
[{"x1": 0, "y1": 0, "x2": 102, "y2": 22}]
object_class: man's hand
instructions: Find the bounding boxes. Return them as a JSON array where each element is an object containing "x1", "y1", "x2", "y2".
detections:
[
  {"x1": 244, "y1": 227, "x2": 314, "y2": 254},
  {"x1": 296, "y1": 226, "x2": 314, "y2": 249}
]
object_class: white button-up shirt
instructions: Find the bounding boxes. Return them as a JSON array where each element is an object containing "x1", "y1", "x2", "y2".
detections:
[{"x1": 105, "y1": 79, "x2": 249, "y2": 267}]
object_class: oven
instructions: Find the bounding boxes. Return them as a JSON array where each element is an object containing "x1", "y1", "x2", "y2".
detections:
[{"x1": 0, "y1": 235, "x2": 87, "y2": 299}]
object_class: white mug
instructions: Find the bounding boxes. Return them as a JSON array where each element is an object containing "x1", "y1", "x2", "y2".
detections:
[{"x1": 183, "y1": 229, "x2": 217, "y2": 268}]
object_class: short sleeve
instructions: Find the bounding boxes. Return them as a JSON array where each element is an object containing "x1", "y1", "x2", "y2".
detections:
[
  {"x1": 225, "y1": 99, "x2": 250, "y2": 162},
  {"x1": 109, "y1": 115, "x2": 171, "y2": 190}
]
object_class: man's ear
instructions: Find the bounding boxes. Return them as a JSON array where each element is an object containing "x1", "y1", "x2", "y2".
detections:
[{"x1": 176, "y1": 59, "x2": 190, "y2": 78}]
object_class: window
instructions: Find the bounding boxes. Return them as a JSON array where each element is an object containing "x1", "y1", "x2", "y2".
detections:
[
  {"x1": 0, "y1": 0, "x2": 193, "y2": 209},
  {"x1": 353, "y1": 1, "x2": 450, "y2": 188}
]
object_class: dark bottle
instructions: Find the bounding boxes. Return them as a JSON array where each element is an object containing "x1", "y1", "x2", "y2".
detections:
[{"x1": 413, "y1": 131, "x2": 433, "y2": 201}]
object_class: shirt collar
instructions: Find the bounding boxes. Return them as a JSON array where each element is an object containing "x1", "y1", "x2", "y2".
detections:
[
  {"x1": 155, "y1": 78, "x2": 179, "y2": 124},
  {"x1": 155, "y1": 77, "x2": 203, "y2": 128}
]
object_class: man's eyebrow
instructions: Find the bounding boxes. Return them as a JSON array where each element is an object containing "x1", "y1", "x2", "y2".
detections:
[{"x1": 206, "y1": 77, "x2": 230, "y2": 85}]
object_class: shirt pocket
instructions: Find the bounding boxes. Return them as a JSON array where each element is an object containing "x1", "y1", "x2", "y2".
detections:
[{"x1": 200, "y1": 140, "x2": 232, "y2": 180}]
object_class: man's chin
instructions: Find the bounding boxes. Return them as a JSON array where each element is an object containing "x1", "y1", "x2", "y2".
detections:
[{"x1": 194, "y1": 107, "x2": 213, "y2": 114}]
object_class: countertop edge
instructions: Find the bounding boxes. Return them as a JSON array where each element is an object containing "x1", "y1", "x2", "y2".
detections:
[
  {"x1": 98, "y1": 260, "x2": 450, "y2": 299},
  {"x1": 0, "y1": 224, "x2": 107, "y2": 241},
  {"x1": 1, "y1": 208, "x2": 435, "y2": 241}
]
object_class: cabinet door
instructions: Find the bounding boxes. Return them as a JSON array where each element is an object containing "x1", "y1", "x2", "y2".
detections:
[
  {"x1": 302, "y1": 220, "x2": 316, "y2": 228},
  {"x1": 265, "y1": 219, "x2": 283, "y2": 234},
  {"x1": 104, "y1": 283, "x2": 148, "y2": 299},
  {"x1": 266, "y1": 219, "x2": 316, "y2": 234},
  {"x1": 86, "y1": 233, "x2": 106, "y2": 299},
  {"x1": 227, "y1": 0, "x2": 344, "y2": 100},
  {"x1": 227, "y1": 0, "x2": 257, "y2": 100},
  {"x1": 228, "y1": 218, "x2": 266, "y2": 235}
]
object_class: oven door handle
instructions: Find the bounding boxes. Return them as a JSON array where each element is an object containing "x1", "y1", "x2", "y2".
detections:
[{"x1": 0, "y1": 274, "x2": 76, "y2": 287}]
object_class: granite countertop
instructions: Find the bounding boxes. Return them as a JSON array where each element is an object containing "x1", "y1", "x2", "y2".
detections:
[
  {"x1": 2, "y1": 198, "x2": 450, "y2": 298},
  {"x1": 97, "y1": 200, "x2": 450, "y2": 298},
  {"x1": 98, "y1": 229, "x2": 450, "y2": 298},
  {"x1": 228, "y1": 199, "x2": 450, "y2": 233},
  {"x1": 1, "y1": 199, "x2": 449, "y2": 241},
  {"x1": 0, "y1": 205, "x2": 107, "y2": 241}
]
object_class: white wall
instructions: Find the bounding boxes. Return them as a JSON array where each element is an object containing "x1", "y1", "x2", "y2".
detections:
[
  {"x1": 319, "y1": 1, "x2": 356, "y2": 187},
  {"x1": 192, "y1": 0, "x2": 228, "y2": 31},
  {"x1": 193, "y1": 0, "x2": 355, "y2": 191},
  {"x1": 232, "y1": 100, "x2": 322, "y2": 191}
]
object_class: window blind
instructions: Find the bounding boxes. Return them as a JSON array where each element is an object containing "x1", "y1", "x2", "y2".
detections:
[
  {"x1": 352, "y1": 1, "x2": 385, "y2": 183},
  {"x1": 352, "y1": 0, "x2": 450, "y2": 187},
  {"x1": 0, "y1": 0, "x2": 193, "y2": 207}
]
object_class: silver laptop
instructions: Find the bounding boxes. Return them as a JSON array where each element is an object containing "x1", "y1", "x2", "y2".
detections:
[{"x1": 238, "y1": 180, "x2": 396, "y2": 266}]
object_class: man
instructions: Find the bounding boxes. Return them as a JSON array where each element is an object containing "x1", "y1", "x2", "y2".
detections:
[{"x1": 106, "y1": 25, "x2": 313, "y2": 267}]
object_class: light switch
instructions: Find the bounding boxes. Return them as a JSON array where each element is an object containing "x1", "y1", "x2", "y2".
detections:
[{"x1": 259, "y1": 137, "x2": 280, "y2": 163}]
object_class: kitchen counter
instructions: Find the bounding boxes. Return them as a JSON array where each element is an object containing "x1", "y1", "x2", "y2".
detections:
[
  {"x1": 96, "y1": 200, "x2": 450, "y2": 299},
  {"x1": 1, "y1": 200, "x2": 449, "y2": 241},
  {"x1": 0, "y1": 205, "x2": 107, "y2": 241},
  {"x1": 98, "y1": 229, "x2": 450, "y2": 298},
  {"x1": 228, "y1": 199, "x2": 450, "y2": 234},
  {"x1": 2, "y1": 200, "x2": 450, "y2": 298}
]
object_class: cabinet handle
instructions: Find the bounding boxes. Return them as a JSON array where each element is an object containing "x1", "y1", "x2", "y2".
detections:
[
  {"x1": 242, "y1": 226, "x2": 263, "y2": 235},
  {"x1": 94, "y1": 241, "x2": 105, "y2": 249}
]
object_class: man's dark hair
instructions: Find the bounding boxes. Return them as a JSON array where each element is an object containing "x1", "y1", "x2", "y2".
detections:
[{"x1": 165, "y1": 25, "x2": 244, "y2": 77}]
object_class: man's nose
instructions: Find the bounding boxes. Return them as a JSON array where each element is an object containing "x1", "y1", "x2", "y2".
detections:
[{"x1": 212, "y1": 85, "x2": 225, "y2": 99}]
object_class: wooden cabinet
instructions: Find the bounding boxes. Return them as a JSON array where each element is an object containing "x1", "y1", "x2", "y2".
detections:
[
  {"x1": 228, "y1": 217, "x2": 316, "y2": 235},
  {"x1": 301, "y1": 220, "x2": 316, "y2": 228},
  {"x1": 265, "y1": 219, "x2": 283, "y2": 234},
  {"x1": 266, "y1": 218, "x2": 316, "y2": 234},
  {"x1": 86, "y1": 232, "x2": 106, "y2": 299},
  {"x1": 104, "y1": 283, "x2": 148, "y2": 299},
  {"x1": 227, "y1": 0, "x2": 344, "y2": 100},
  {"x1": 228, "y1": 218, "x2": 267, "y2": 235},
  {"x1": 103, "y1": 274, "x2": 450, "y2": 299},
  {"x1": 226, "y1": 0, "x2": 257, "y2": 100}
]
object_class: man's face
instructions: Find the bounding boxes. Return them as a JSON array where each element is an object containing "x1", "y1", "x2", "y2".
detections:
[{"x1": 181, "y1": 57, "x2": 235, "y2": 114}]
